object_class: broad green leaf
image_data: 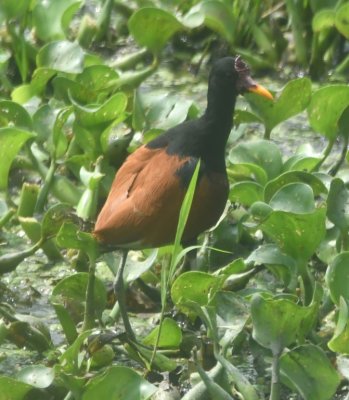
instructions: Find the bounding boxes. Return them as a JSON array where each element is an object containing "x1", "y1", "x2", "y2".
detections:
[
  {"x1": 0, "y1": 127, "x2": 35, "y2": 189},
  {"x1": 72, "y1": 92, "x2": 128, "y2": 128},
  {"x1": 260, "y1": 207, "x2": 326, "y2": 262},
  {"x1": 37, "y1": 40, "x2": 84, "y2": 73},
  {"x1": 247, "y1": 244, "x2": 296, "y2": 285},
  {"x1": 199, "y1": 0, "x2": 235, "y2": 43},
  {"x1": 143, "y1": 317, "x2": 182, "y2": 348},
  {"x1": 308, "y1": 85, "x2": 349, "y2": 139},
  {"x1": 83, "y1": 366, "x2": 156, "y2": 400},
  {"x1": 280, "y1": 344, "x2": 340, "y2": 400},
  {"x1": 229, "y1": 181, "x2": 263, "y2": 206},
  {"x1": 171, "y1": 271, "x2": 222, "y2": 316},
  {"x1": 227, "y1": 162, "x2": 268, "y2": 185},
  {"x1": 264, "y1": 171, "x2": 327, "y2": 203},
  {"x1": 33, "y1": 0, "x2": 81, "y2": 41},
  {"x1": 76, "y1": 65, "x2": 119, "y2": 96},
  {"x1": 59, "y1": 330, "x2": 91, "y2": 372},
  {"x1": 41, "y1": 203, "x2": 73, "y2": 240},
  {"x1": 128, "y1": 8, "x2": 184, "y2": 55},
  {"x1": 16, "y1": 365, "x2": 54, "y2": 389},
  {"x1": 327, "y1": 178, "x2": 349, "y2": 231},
  {"x1": 326, "y1": 252, "x2": 349, "y2": 305},
  {"x1": 269, "y1": 183, "x2": 315, "y2": 214},
  {"x1": 246, "y1": 78, "x2": 311, "y2": 135},
  {"x1": 335, "y1": 3, "x2": 349, "y2": 39},
  {"x1": 284, "y1": 155, "x2": 321, "y2": 172},
  {"x1": 0, "y1": 376, "x2": 34, "y2": 400},
  {"x1": 229, "y1": 140, "x2": 282, "y2": 180},
  {"x1": 0, "y1": 100, "x2": 32, "y2": 129},
  {"x1": 312, "y1": 9, "x2": 335, "y2": 31},
  {"x1": 328, "y1": 297, "x2": 349, "y2": 353},
  {"x1": 251, "y1": 294, "x2": 312, "y2": 355}
]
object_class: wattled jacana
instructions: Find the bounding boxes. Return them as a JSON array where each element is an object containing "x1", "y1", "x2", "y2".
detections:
[{"x1": 94, "y1": 56, "x2": 273, "y2": 340}]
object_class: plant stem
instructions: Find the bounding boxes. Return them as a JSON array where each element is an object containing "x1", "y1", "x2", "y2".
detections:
[
  {"x1": 270, "y1": 351, "x2": 281, "y2": 400},
  {"x1": 35, "y1": 158, "x2": 57, "y2": 213},
  {"x1": 83, "y1": 253, "x2": 96, "y2": 331},
  {"x1": 311, "y1": 139, "x2": 334, "y2": 172}
]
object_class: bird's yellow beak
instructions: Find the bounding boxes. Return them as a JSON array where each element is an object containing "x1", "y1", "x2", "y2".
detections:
[{"x1": 248, "y1": 84, "x2": 273, "y2": 100}]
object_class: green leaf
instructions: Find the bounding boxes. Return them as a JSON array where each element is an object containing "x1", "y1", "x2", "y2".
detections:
[
  {"x1": 246, "y1": 78, "x2": 311, "y2": 136},
  {"x1": 82, "y1": 366, "x2": 156, "y2": 400},
  {"x1": 260, "y1": 207, "x2": 326, "y2": 262},
  {"x1": 37, "y1": 40, "x2": 84, "y2": 73},
  {"x1": 143, "y1": 317, "x2": 182, "y2": 348},
  {"x1": 229, "y1": 181, "x2": 263, "y2": 206},
  {"x1": 171, "y1": 271, "x2": 222, "y2": 316},
  {"x1": 0, "y1": 376, "x2": 33, "y2": 400},
  {"x1": 327, "y1": 178, "x2": 349, "y2": 232},
  {"x1": 312, "y1": 9, "x2": 335, "y2": 32},
  {"x1": 326, "y1": 252, "x2": 349, "y2": 305},
  {"x1": 76, "y1": 65, "x2": 119, "y2": 96},
  {"x1": 227, "y1": 162, "x2": 268, "y2": 185},
  {"x1": 335, "y1": 3, "x2": 349, "y2": 39},
  {"x1": 72, "y1": 92, "x2": 128, "y2": 128},
  {"x1": 269, "y1": 183, "x2": 315, "y2": 214},
  {"x1": 251, "y1": 294, "x2": 312, "y2": 355},
  {"x1": 128, "y1": 8, "x2": 184, "y2": 55},
  {"x1": 229, "y1": 140, "x2": 282, "y2": 180},
  {"x1": 0, "y1": 0, "x2": 31, "y2": 19},
  {"x1": 41, "y1": 203, "x2": 73, "y2": 240},
  {"x1": 33, "y1": 0, "x2": 81, "y2": 41},
  {"x1": 0, "y1": 100, "x2": 32, "y2": 129},
  {"x1": 264, "y1": 171, "x2": 327, "y2": 203},
  {"x1": 199, "y1": 0, "x2": 235, "y2": 43},
  {"x1": 16, "y1": 365, "x2": 54, "y2": 389},
  {"x1": 0, "y1": 127, "x2": 35, "y2": 189},
  {"x1": 308, "y1": 85, "x2": 349, "y2": 140},
  {"x1": 328, "y1": 297, "x2": 349, "y2": 353},
  {"x1": 280, "y1": 344, "x2": 340, "y2": 400}
]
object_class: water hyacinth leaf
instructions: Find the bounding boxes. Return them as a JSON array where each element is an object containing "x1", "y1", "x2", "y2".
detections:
[
  {"x1": 72, "y1": 92, "x2": 128, "y2": 128},
  {"x1": 0, "y1": 127, "x2": 35, "y2": 189},
  {"x1": 269, "y1": 183, "x2": 315, "y2": 214},
  {"x1": 227, "y1": 162, "x2": 268, "y2": 185},
  {"x1": 246, "y1": 78, "x2": 311, "y2": 135},
  {"x1": 52, "y1": 106, "x2": 73, "y2": 158},
  {"x1": 33, "y1": 104, "x2": 58, "y2": 143},
  {"x1": 59, "y1": 330, "x2": 91, "y2": 372},
  {"x1": 260, "y1": 207, "x2": 326, "y2": 262},
  {"x1": 326, "y1": 252, "x2": 349, "y2": 305},
  {"x1": 284, "y1": 155, "x2": 321, "y2": 172},
  {"x1": 251, "y1": 294, "x2": 311, "y2": 355},
  {"x1": 199, "y1": 0, "x2": 235, "y2": 43},
  {"x1": 33, "y1": 0, "x2": 81, "y2": 41},
  {"x1": 82, "y1": 366, "x2": 157, "y2": 400},
  {"x1": 171, "y1": 271, "x2": 222, "y2": 316},
  {"x1": 128, "y1": 8, "x2": 185, "y2": 55},
  {"x1": 247, "y1": 244, "x2": 296, "y2": 285},
  {"x1": 312, "y1": 9, "x2": 335, "y2": 32},
  {"x1": 229, "y1": 181, "x2": 264, "y2": 206},
  {"x1": 328, "y1": 297, "x2": 349, "y2": 353},
  {"x1": 76, "y1": 65, "x2": 119, "y2": 94},
  {"x1": 264, "y1": 170, "x2": 327, "y2": 203},
  {"x1": 280, "y1": 344, "x2": 340, "y2": 400},
  {"x1": 229, "y1": 140, "x2": 283, "y2": 180},
  {"x1": 41, "y1": 203, "x2": 73, "y2": 240},
  {"x1": 16, "y1": 365, "x2": 54, "y2": 389},
  {"x1": 327, "y1": 178, "x2": 349, "y2": 232},
  {"x1": 308, "y1": 85, "x2": 349, "y2": 140},
  {"x1": 51, "y1": 273, "x2": 107, "y2": 325},
  {"x1": 37, "y1": 40, "x2": 84, "y2": 73},
  {"x1": 0, "y1": 376, "x2": 34, "y2": 400},
  {"x1": 0, "y1": 100, "x2": 32, "y2": 129},
  {"x1": 335, "y1": 3, "x2": 349, "y2": 39},
  {"x1": 143, "y1": 317, "x2": 182, "y2": 348}
]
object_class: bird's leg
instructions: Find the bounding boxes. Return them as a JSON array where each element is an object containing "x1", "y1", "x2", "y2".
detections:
[{"x1": 114, "y1": 250, "x2": 136, "y2": 341}]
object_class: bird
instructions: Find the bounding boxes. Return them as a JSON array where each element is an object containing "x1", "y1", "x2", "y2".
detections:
[{"x1": 93, "y1": 56, "x2": 273, "y2": 340}]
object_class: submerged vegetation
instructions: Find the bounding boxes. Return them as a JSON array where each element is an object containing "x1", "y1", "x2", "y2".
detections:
[{"x1": 1, "y1": 0, "x2": 349, "y2": 399}]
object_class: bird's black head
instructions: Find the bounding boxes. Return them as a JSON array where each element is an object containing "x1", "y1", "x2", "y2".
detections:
[{"x1": 208, "y1": 56, "x2": 273, "y2": 99}]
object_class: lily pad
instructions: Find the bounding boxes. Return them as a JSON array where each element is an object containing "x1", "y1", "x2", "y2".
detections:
[{"x1": 280, "y1": 344, "x2": 340, "y2": 400}]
